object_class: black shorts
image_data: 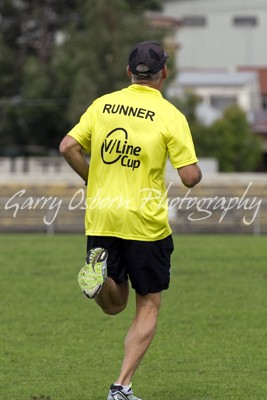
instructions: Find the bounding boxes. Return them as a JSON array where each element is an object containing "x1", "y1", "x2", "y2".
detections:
[{"x1": 86, "y1": 235, "x2": 174, "y2": 296}]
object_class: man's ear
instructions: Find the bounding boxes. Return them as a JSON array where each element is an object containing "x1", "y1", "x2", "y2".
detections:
[
  {"x1": 162, "y1": 65, "x2": 167, "y2": 79},
  {"x1": 126, "y1": 65, "x2": 132, "y2": 78}
]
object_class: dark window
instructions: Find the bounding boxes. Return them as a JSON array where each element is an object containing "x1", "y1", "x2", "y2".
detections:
[
  {"x1": 210, "y1": 96, "x2": 237, "y2": 111},
  {"x1": 262, "y1": 96, "x2": 267, "y2": 111},
  {"x1": 183, "y1": 16, "x2": 207, "y2": 27},
  {"x1": 233, "y1": 16, "x2": 258, "y2": 27}
]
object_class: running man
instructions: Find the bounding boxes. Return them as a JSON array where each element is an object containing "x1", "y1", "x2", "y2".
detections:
[{"x1": 60, "y1": 41, "x2": 202, "y2": 400}]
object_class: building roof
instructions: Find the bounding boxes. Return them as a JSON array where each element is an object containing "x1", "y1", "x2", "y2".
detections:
[
  {"x1": 238, "y1": 67, "x2": 267, "y2": 96},
  {"x1": 145, "y1": 12, "x2": 183, "y2": 28},
  {"x1": 176, "y1": 69, "x2": 258, "y2": 87}
]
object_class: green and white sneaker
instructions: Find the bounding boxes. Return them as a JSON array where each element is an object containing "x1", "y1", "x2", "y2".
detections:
[
  {"x1": 107, "y1": 384, "x2": 142, "y2": 400},
  {"x1": 78, "y1": 247, "x2": 108, "y2": 298}
]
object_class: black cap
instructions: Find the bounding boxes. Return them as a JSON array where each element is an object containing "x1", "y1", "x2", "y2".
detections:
[{"x1": 128, "y1": 41, "x2": 168, "y2": 76}]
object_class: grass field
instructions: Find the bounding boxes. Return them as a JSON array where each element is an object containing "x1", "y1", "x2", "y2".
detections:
[{"x1": 1, "y1": 234, "x2": 267, "y2": 400}]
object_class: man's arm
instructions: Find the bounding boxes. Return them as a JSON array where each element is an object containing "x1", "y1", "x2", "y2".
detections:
[
  {"x1": 59, "y1": 135, "x2": 89, "y2": 183},
  {"x1": 177, "y1": 163, "x2": 202, "y2": 188}
]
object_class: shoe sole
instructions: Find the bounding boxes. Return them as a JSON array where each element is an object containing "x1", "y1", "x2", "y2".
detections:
[{"x1": 78, "y1": 247, "x2": 108, "y2": 298}]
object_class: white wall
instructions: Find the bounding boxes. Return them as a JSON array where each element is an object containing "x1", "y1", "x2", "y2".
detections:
[
  {"x1": 0, "y1": 156, "x2": 218, "y2": 185},
  {"x1": 0, "y1": 157, "x2": 80, "y2": 185},
  {"x1": 164, "y1": 0, "x2": 267, "y2": 69}
]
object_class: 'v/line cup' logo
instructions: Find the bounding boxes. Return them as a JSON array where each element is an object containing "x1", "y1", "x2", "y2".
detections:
[{"x1": 101, "y1": 128, "x2": 141, "y2": 171}]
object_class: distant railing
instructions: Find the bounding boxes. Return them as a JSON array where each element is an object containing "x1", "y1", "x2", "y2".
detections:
[
  {"x1": 1, "y1": 183, "x2": 266, "y2": 235},
  {"x1": 0, "y1": 156, "x2": 79, "y2": 184},
  {"x1": 0, "y1": 156, "x2": 218, "y2": 184}
]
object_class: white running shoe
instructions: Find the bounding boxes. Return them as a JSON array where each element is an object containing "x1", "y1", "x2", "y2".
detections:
[
  {"x1": 77, "y1": 247, "x2": 108, "y2": 298},
  {"x1": 107, "y1": 384, "x2": 142, "y2": 400}
]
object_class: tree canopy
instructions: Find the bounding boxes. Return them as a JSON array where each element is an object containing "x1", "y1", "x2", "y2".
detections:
[
  {"x1": 171, "y1": 94, "x2": 262, "y2": 172},
  {"x1": 0, "y1": 0, "x2": 163, "y2": 154},
  {"x1": 206, "y1": 106, "x2": 262, "y2": 172}
]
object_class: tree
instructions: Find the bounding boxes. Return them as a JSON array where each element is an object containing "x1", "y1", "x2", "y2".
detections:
[
  {"x1": 207, "y1": 106, "x2": 262, "y2": 172},
  {"x1": 169, "y1": 94, "x2": 262, "y2": 172},
  {"x1": 0, "y1": 0, "x2": 80, "y2": 153},
  {"x1": 57, "y1": 0, "x2": 165, "y2": 123},
  {"x1": 0, "y1": 0, "x2": 164, "y2": 153}
]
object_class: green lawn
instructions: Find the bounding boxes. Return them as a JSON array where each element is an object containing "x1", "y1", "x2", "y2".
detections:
[{"x1": 1, "y1": 234, "x2": 267, "y2": 400}]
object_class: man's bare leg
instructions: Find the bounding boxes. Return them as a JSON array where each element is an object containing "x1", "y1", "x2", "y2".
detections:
[
  {"x1": 115, "y1": 292, "x2": 161, "y2": 385},
  {"x1": 95, "y1": 277, "x2": 129, "y2": 315}
]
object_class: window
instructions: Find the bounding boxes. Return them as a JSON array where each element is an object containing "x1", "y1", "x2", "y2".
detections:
[
  {"x1": 233, "y1": 16, "x2": 258, "y2": 27},
  {"x1": 210, "y1": 96, "x2": 237, "y2": 112},
  {"x1": 262, "y1": 96, "x2": 267, "y2": 111},
  {"x1": 183, "y1": 16, "x2": 207, "y2": 27}
]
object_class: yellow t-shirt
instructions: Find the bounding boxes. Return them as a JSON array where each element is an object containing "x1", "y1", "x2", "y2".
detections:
[{"x1": 68, "y1": 84, "x2": 198, "y2": 241}]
